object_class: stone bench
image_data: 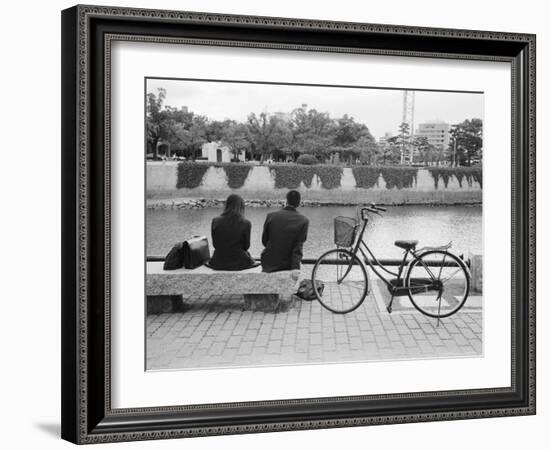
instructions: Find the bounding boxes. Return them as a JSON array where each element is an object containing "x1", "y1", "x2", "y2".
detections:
[{"x1": 146, "y1": 262, "x2": 300, "y2": 314}]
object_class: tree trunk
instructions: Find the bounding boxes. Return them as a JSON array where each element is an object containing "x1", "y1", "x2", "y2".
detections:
[{"x1": 154, "y1": 138, "x2": 160, "y2": 159}]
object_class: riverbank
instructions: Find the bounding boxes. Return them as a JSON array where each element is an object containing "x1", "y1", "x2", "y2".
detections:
[
  {"x1": 147, "y1": 197, "x2": 482, "y2": 210},
  {"x1": 147, "y1": 163, "x2": 482, "y2": 206}
]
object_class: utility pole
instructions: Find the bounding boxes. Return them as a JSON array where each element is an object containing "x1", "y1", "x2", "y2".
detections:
[{"x1": 402, "y1": 90, "x2": 415, "y2": 164}]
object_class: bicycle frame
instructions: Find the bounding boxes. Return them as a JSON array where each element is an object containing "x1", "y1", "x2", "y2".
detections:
[{"x1": 348, "y1": 215, "x2": 455, "y2": 294}]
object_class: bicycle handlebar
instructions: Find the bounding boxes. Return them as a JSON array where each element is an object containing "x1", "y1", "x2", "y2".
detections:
[
  {"x1": 370, "y1": 203, "x2": 387, "y2": 212},
  {"x1": 361, "y1": 207, "x2": 380, "y2": 220}
]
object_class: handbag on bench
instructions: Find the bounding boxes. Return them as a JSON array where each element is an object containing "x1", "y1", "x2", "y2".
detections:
[{"x1": 163, "y1": 236, "x2": 210, "y2": 270}]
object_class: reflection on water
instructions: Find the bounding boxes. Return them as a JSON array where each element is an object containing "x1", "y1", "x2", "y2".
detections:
[{"x1": 147, "y1": 205, "x2": 482, "y2": 260}]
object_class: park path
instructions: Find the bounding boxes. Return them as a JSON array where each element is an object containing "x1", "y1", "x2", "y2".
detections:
[{"x1": 146, "y1": 279, "x2": 482, "y2": 370}]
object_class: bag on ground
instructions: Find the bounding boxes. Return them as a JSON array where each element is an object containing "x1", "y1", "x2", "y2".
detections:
[{"x1": 296, "y1": 279, "x2": 324, "y2": 301}]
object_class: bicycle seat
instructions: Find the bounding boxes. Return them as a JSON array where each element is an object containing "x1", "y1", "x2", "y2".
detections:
[{"x1": 394, "y1": 240, "x2": 418, "y2": 251}]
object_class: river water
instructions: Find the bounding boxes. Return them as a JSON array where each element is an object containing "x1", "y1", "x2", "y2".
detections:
[{"x1": 147, "y1": 205, "x2": 482, "y2": 260}]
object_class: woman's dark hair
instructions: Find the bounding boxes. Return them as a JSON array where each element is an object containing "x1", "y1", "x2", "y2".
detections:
[{"x1": 222, "y1": 194, "x2": 245, "y2": 218}]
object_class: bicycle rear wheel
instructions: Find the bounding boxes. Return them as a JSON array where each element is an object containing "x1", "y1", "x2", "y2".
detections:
[
  {"x1": 311, "y1": 248, "x2": 368, "y2": 314},
  {"x1": 406, "y1": 250, "x2": 470, "y2": 318}
]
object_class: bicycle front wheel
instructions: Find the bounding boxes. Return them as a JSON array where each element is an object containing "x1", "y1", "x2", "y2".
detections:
[
  {"x1": 406, "y1": 250, "x2": 470, "y2": 318},
  {"x1": 311, "y1": 248, "x2": 368, "y2": 314}
]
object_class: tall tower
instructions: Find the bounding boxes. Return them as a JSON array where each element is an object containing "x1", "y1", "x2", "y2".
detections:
[{"x1": 401, "y1": 90, "x2": 416, "y2": 164}]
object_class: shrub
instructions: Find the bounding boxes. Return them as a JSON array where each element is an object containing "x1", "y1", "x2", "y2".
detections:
[
  {"x1": 471, "y1": 168, "x2": 482, "y2": 188},
  {"x1": 270, "y1": 165, "x2": 316, "y2": 189},
  {"x1": 221, "y1": 164, "x2": 252, "y2": 189},
  {"x1": 428, "y1": 168, "x2": 452, "y2": 189},
  {"x1": 380, "y1": 167, "x2": 418, "y2": 189},
  {"x1": 352, "y1": 166, "x2": 380, "y2": 189},
  {"x1": 428, "y1": 167, "x2": 483, "y2": 189},
  {"x1": 296, "y1": 154, "x2": 319, "y2": 165},
  {"x1": 176, "y1": 162, "x2": 210, "y2": 189},
  {"x1": 315, "y1": 166, "x2": 343, "y2": 189}
]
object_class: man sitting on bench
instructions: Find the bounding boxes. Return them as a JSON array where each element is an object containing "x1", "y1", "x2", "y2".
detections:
[{"x1": 260, "y1": 190, "x2": 309, "y2": 273}]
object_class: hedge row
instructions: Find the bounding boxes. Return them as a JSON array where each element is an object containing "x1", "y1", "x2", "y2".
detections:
[
  {"x1": 380, "y1": 167, "x2": 418, "y2": 190},
  {"x1": 176, "y1": 163, "x2": 210, "y2": 189},
  {"x1": 270, "y1": 165, "x2": 343, "y2": 189},
  {"x1": 428, "y1": 167, "x2": 483, "y2": 189},
  {"x1": 176, "y1": 162, "x2": 480, "y2": 190},
  {"x1": 177, "y1": 162, "x2": 252, "y2": 189},
  {"x1": 352, "y1": 166, "x2": 381, "y2": 189}
]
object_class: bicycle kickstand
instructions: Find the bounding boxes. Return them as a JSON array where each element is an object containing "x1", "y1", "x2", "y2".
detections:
[{"x1": 386, "y1": 293, "x2": 395, "y2": 314}]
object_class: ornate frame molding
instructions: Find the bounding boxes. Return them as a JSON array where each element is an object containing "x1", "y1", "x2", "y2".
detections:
[{"x1": 62, "y1": 5, "x2": 536, "y2": 444}]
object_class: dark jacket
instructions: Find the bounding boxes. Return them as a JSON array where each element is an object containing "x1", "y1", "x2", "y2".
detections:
[
  {"x1": 208, "y1": 214, "x2": 256, "y2": 271},
  {"x1": 261, "y1": 206, "x2": 309, "y2": 272}
]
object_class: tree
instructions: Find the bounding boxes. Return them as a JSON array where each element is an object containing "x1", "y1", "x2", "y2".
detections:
[
  {"x1": 287, "y1": 106, "x2": 335, "y2": 161},
  {"x1": 247, "y1": 112, "x2": 292, "y2": 161},
  {"x1": 221, "y1": 123, "x2": 250, "y2": 161},
  {"x1": 146, "y1": 88, "x2": 171, "y2": 157},
  {"x1": 355, "y1": 135, "x2": 380, "y2": 165},
  {"x1": 411, "y1": 136, "x2": 436, "y2": 165},
  {"x1": 171, "y1": 115, "x2": 208, "y2": 160},
  {"x1": 384, "y1": 136, "x2": 403, "y2": 165},
  {"x1": 397, "y1": 122, "x2": 411, "y2": 165},
  {"x1": 449, "y1": 119, "x2": 483, "y2": 166},
  {"x1": 205, "y1": 119, "x2": 236, "y2": 142},
  {"x1": 331, "y1": 115, "x2": 378, "y2": 165}
]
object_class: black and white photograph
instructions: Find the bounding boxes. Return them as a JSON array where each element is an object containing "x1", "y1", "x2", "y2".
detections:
[{"x1": 145, "y1": 78, "x2": 484, "y2": 371}]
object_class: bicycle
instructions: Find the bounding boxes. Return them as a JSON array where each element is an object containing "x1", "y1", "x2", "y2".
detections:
[{"x1": 311, "y1": 204, "x2": 471, "y2": 322}]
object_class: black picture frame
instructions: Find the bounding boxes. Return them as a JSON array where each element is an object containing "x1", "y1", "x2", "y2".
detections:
[{"x1": 61, "y1": 4, "x2": 536, "y2": 444}]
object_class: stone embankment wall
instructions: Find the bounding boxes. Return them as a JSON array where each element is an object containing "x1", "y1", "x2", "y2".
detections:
[{"x1": 147, "y1": 162, "x2": 482, "y2": 205}]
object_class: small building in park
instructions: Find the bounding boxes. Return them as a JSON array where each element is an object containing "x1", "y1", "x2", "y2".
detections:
[{"x1": 201, "y1": 141, "x2": 246, "y2": 163}]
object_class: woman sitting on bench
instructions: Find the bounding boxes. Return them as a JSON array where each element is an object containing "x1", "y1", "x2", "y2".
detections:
[{"x1": 207, "y1": 194, "x2": 259, "y2": 271}]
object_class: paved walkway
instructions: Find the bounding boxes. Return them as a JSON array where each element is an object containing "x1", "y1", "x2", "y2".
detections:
[{"x1": 146, "y1": 273, "x2": 483, "y2": 371}]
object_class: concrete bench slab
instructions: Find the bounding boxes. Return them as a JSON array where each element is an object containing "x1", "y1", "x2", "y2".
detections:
[{"x1": 146, "y1": 262, "x2": 300, "y2": 313}]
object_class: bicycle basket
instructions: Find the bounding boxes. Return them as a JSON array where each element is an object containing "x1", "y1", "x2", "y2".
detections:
[{"x1": 334, "y1": 216, "x2": 358, "y2": 247}]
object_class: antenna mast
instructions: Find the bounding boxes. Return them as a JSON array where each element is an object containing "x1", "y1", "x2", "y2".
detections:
[{"x1": 401, "y1": 90, "x2": 416, "y2": 164}]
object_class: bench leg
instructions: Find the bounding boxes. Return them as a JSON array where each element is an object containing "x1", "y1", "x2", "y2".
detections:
[
  {"x1": 147, "y1": 295, "x2": 184, "y2": 314},
  {"x1": 243, "y1": 294, "x2": 278, "y2": 312},
  {"x1": 277, "y1": 294, "x2": 297, "y2": 312},
  {"x1": 243, "y1": 294, "x2": 297, "y2": 312}
]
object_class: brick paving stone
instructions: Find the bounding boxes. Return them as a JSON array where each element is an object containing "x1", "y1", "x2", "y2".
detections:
[
  {"x1": 361, "y1": 332, "x2": 376, "y2": 343},
  {"x1": 347, "y1": 327, "x2": 361, "y2": 337},
  {"x1": 323, "y1": 339, "x2": 337, "y2": 352},
  {"x1": 386, "y1": 330, "x2": 401, "y2": 342},
  {"x1": 310, "y1": 334, "x2": 322, "y2": 345},
  {"x1": 469, "y1": 322, "x2": 482, "y2": 333},
  {"x1": 282, "y1": 334, "x2": 296, "y2": 346},
  {"x1": 375, "y1": 336, "x2": 392, "y2": 349},
  {"x1": 451, "y1": 333, "x2": 469, "y2": 346},
  {"x1": 335, "y1": 332, "x2": 348, "y2": 344},
  {"x1": 308, "y1": 347, "x2": 323, "y2": 360},
  {"x1": 349, "y1": 337, "x2": 363, "y2": 350},
  {"x1": 417, "y1": 340, "x2": 434, "y2": 353},
  {"x1": 226, "y1": 336, "x2": 243, "y2": 349},
  {"x1": 402, "y1": 335, "x2": 417, "y2": 348},
  {"x1": 270, "y1": 328, "x2": 284, "y2": 340},
  {"x1": 208, "y1": 342, "x2": 225, "y2": 356},
  {"x1": 471, "y1": 340, "x2": 483, "y2": 353},
  {"x1": 237, "y1": 341, "x2": 254, "y2": 355},
  {"x1": 435, "y1": 327, "x2": 452, "y2": 339},
  {"x1": 461, "y1": 328, "x2": 477, "y2": 340}
]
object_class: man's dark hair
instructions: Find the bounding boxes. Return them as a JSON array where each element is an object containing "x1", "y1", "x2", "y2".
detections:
[{"x1": 286, "y1": 190, "x2": 301, "y2": 208}]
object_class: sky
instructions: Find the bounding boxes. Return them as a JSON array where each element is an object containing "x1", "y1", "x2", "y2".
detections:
[{"x1": 146, "y1": 78, "x2": 483, "y2": 140}]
